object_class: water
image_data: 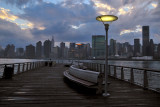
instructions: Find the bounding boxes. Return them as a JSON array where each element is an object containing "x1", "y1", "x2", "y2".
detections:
[
  {"x1": 81, "y1": 60, "x2": 160, "y2": 71},
  {"x1": 0, "y1": 58, "x2": 45, "y2": 65}
]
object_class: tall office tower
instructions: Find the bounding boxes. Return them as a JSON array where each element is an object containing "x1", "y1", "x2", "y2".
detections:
[
  {"x1": 134, "y1": 39, "x2": 140, "y2": 56},
  {"x1": 84, "y1": 43, "x2": 91, "y2": 58},
  {"x1": 53, "y1": 46, "x2": 60, "y2": 58},
  {"x1": 36, "y1": 41, "x2": 42, "y2": 59},
  {"x1": 69, "y1": 42, "x2": 76, "y2": 58},
  {"x1": 60, "y1": 42, "x2": 65, "y2": 58},
  {"x1": 16, "y1": 48, "x2": 24, "y2": 58},
  {"x1": 92, "y1": 35, "x2": 105, "y2": 59},
  {"x1": 51, "y1": 36, "x2": 55, "y2": 53},
  {"x1": 157, "y1": 44, "x2": 160, "y2": 58},
  {"x1": 116, "y1": 43, "x2": 123, "y2": 56},
  {"x1": 109, "y1": 39, "x2": 116, "y2": 56},
  {"x1": 43, "y1": 40, "x2": 51, "y2": 58},
  {"x1": 26, "y1": 44, "x2": 35, "y2": 59},
  {"x1": 4, "y1": 44, "x2": 15, "y2": 58},
  {"x1": 142, "y1": 26, "x2": 150, "y2": 56},
  {"x1": 149, "y1": 39, "x2": 154, "y2": 57}
]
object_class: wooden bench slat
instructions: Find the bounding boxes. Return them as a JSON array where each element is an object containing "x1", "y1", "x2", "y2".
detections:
[{"x1": 64, "y1": 70, "x2": 96, "y2": 87}]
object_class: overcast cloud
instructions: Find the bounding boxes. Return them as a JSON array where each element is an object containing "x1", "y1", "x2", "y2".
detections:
[{"x1": 0, "y1": 0, "x2": 160, "y2": 48}]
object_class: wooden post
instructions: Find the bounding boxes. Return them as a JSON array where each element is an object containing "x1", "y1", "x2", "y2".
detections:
[
  {"x1": 130, "y1": 68, "x2": 134, "y2": 84},
  {"x1": 121, "y1": 67, "x2": 124, "y2": 80},
  {"x1": 143, "y1": 70, "x2": 148, "y2": 89},
  {"x1": 114, "y1": 66, "x2": 117, "y2": 78}
]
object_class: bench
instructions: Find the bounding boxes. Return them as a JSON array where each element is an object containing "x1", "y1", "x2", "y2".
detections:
[{"x1": 63, "y1": 65, "x2": 103, "y2": 94}]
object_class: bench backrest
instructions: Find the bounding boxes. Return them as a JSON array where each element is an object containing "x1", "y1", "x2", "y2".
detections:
[{"x1": 69, "y1": 65, "x2": 100, "y2": 83}]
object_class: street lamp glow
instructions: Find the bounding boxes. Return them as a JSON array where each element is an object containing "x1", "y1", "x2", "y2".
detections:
[
  {"x1": 96, "y1": 15, "x2": 118, "y2": 97},
  {"x1": 96, "y1": 15, "x2": 118, "y2": 22}
]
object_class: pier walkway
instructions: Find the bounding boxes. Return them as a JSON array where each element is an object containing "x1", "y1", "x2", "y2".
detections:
[{"x1": 0, "y1": 64, "x2": 160, "y2": 107}]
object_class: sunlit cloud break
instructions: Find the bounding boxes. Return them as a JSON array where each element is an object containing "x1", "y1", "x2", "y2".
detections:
[
  {"x1": 120, "y1": 25, "x2": 142, "y2": 35},
  {"x1": 0, "y1": 7, "x2": 34, "y2": 30},
  {"x1": 118, "y1": 5, "x2": 134, "y2": 15}
]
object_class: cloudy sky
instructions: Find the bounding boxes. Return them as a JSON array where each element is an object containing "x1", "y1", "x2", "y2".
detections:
[{"x1": 0, "y1": 0, "x2": 159, "y2": 48}]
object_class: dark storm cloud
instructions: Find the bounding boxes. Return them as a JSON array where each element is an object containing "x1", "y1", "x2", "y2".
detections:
[
  {"x1": 0, "y1": 0, "x2": 160, "y2": 48},
  {"x1": 19, "y1": 1, "x2": 97, "y2": 42},
  {"x1": 0, "y1": 19, "x2": 35, "y2": 47},
  {"x1": 2, "y1": 0, "x2": 43, "y2": 8}
]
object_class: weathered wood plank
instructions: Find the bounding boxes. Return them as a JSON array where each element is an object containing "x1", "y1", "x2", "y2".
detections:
[{"x1": 0, "y1": 64, "x2": 159, "y2": 107}]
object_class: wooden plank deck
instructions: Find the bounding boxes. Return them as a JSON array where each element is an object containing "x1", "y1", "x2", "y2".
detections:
[{"x1": 0, "y1": 64, "x2": 160, "y2": 107}]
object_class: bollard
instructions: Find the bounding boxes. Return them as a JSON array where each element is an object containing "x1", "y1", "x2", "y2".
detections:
[
  {"x1": 45, "y1": 62, "x2": 48, "y2": 66},
  {"x1": 3, "y1": 65, "x2": 14, "y2": 79},
  {"x1": 49, "y1": 61, "x2": 52, "y2": 67}
]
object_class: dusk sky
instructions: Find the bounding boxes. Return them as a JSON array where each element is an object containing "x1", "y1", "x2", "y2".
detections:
[{"x1": 0, "y1": 0, "x2": 159, "y2": 48}]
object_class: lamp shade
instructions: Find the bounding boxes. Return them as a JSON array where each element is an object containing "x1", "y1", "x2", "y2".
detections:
[{"x1": 96, "y1": 15, "x2": 118, "y2": 22}]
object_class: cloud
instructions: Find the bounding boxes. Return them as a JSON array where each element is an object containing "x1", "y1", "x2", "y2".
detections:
[{"x1": 0, "y1": 0, "x2": 160, "y2": 48}]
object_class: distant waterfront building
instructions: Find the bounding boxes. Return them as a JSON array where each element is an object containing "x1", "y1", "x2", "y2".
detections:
[
  {"x1": 69, "y1": 43, "x2": 76, "y2": 58},
  {"x1": 84, "y1": 43, "x2": 91, "y2": 58},
  {"x1": 116, "y1": 42, "x2": 123, "y2": 56},
  {"x1": 157, "y1": 44, "x2": 160, "y2": 58},
  {"x1": 134, "y1": 39, "x2": 140, "y2": 56},
  {"x1": 50, "y1": 36, "x2": 55, "y2": 58},
  {"x1": 109, "y1": 39, "x2": 116, "y2": 56},
  {"x1": 43, "y1": 40, "x2": 51, "y2": 58},
  {"x1": 60, "y1": 42, "x2": 65, "y2": 58},
  {"x1": 16, "y1": 48, "x2": 24, "y2": 58},
  {"x1": 92, "y1": 35, "x2": 105, "y2": 59},
  {"x1": 4, "y1": 44, "x2": 15, "y2": 58},
  {"x1": 26, "y1": 44, "x2": 35, "y2": 59},
  {"x1": 149, "y1": 39, "x2": 154, "y2": 57},
  {"x1": 0, "y1": 46, "x2": 4, "y2": 57},
  {"x1": 53, "y1": 46, "x2": 59, "y2": 58},
  {"x1": 36, "y1": 41, "x2": 42, "y2": 59},
  {"x1": 142, "y1": 26, "x2": 150, "y2": 56}
]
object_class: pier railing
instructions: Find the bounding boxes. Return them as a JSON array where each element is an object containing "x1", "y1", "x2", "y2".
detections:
[
  {"x1": 83, "y1": 62, "x2": 160, "y2": 93},
  {"x1": 0, "y1": 61, "x2": 48, "y2": 79}
]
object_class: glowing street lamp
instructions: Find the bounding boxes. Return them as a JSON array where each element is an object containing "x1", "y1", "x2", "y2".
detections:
[{"x1": 96, "y1": 15, "x2": 118, "y2": 97}]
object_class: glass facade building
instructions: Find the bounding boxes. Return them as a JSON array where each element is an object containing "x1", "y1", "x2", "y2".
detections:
[{"x1": 92, "y1": 35, "x2": 105, "y2": 59}]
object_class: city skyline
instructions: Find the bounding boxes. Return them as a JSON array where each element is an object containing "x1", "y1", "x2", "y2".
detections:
[{"x1": 0, "y1": 0, "x2": 160, "y2": 48}]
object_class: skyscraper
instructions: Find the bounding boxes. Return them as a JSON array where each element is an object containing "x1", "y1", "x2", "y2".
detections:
[
  {"x1": 26, "y1": 44, "x2": 35, "y2": 59},
  {"x1": 36, "y1": 41, "x2": 42, "y2": 59},
  {"x1": 4, "y1": 44, "x2": 15, "y2": 58},
  {"x1": 109, "y1": 39, "x2": 116, "y2": 56},
  {"x1": 149, "y1": 39, "x2": 154, "y2": 57},
  {"x1": 142, "y1": 26, "x2": 150, "y2": 56},
  {"x1": 134, "y1": 39, "x2": 140, "y2": 56},
  {"x1": 16, "y1": 48, "x2": 24, "y2": 58},
  {"x1": 69, "y1": 43, "x2": 76, "y2": 58},
  {"x1": 60, "y1": 42, "x2": 65, "y2": 58},
  {"x1": 43, "y1": 40, "x2": 51, "y2": 58},
  {"x1": 92, "y1": 35, "x2": 105, "y2": 59}
]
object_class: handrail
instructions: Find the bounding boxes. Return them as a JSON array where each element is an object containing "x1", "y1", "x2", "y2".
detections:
[
  {"x1": 82, "y1": 62, "x2": 160, "y2": 93},
  {"x1": 0, "y1": 61, "x2": 55, "y2": 79}
]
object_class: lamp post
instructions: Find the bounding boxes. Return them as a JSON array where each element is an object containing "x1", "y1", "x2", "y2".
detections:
[{"x1": 96, "y1": 15, "x2": 118, "y2": 97}]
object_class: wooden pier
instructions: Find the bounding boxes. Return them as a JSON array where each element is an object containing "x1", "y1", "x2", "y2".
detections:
[{"x1": 0, "y1": 64, "x2": 160, "y2": 107}]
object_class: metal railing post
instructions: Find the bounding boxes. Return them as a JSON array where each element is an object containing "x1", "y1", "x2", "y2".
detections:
[
  {"x1": 143, "y1": 70, "x2": 148, "y2": 89},
  {"x1": 114, "y1": 66, "x2": 117, "y2": 78},
  {"x1": 130, "y1": 68, "x2": 134, "y2": 84},
  {"x1": 17, "y1": 64, "x2": 20, "y2": 74},
  {"x1": 121, "y1": 67, "x2": 124, "y2": 80}
]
